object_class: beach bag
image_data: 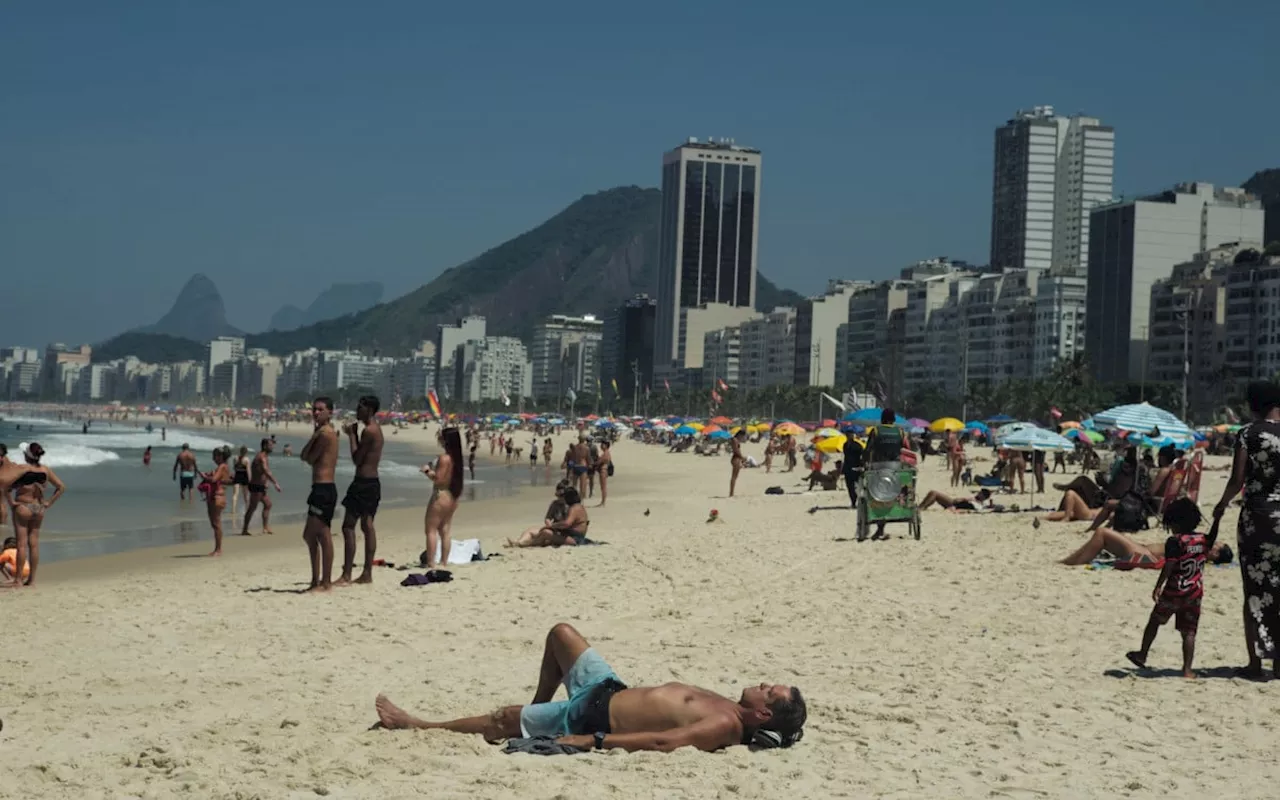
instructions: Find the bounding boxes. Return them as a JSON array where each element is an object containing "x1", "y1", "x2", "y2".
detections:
[
  {"x1": 606, "y1": 462, "x2": 614, "y2": 477},
  {"x1": 765, "y1": 486, "x2": 784, "y2": 495},
  {"x1": 1112, "y1": 492, "x2": 1149, "y2": 533}
]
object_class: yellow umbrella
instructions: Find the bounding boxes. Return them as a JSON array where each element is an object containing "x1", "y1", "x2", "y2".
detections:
[
  {"x1": 815, "y1": 434, "x2": 847, "y2": 454},
  {"x1": 775, "y1": 422, "x2": 804, "y2": 436},
  {"x1": 930, "y1": 417, "x2": 965, "y2": 433},
  {"x1": 730, "y1": 425, "x2": 742, "y2": 435},
  {"x1": 687, "y1": 422, "x2": 705, "y2": 431},
  {"x1": 813, "y1": 427, "x2": 842, "y2": 439},
  {"x1": 749, "y1": 421, "x2": 772, "y2": 433}
]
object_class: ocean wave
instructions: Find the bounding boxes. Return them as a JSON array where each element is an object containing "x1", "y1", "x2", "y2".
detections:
[
  {"x1": 2, "y1": 415, "x2": 78, "y2": 429},
  {"x1": 40, "y1": 431, "x2": 232, "y2": 453},
  {"x1": 36, "y1": 443, "x2": 122, "y2": 469}
]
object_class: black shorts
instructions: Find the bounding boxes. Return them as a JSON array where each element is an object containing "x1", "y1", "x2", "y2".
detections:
[
  {"x1": 180, "y1": 476, "x2": 195, "y2": 490},
  {"x1": 306, "y1": 483, "x2": 339, "y2": 526},
  {"x1": 248, "y1": 483, "x2": 267, "y2": 495},
  {"x1": 342, "y1": 477, "x2": 381, "y2": 519},
  {"x1": 233, "y1": 472, "x2": 249, "y2": 486}
]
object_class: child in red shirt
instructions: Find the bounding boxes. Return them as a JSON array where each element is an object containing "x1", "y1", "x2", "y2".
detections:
[{"x1": 1126, "y1": 498, "x2": 1211, "y2": 678}]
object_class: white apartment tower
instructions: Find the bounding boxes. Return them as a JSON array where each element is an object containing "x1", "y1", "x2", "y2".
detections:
[
  {"x1": 654, "y1": 138, "x2": 762, "y2": 375},
  {"x1": 990, "y1": 106, "x2": 1114, "y2": 273}
]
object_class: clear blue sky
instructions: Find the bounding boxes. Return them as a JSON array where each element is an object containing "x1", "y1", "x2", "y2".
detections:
[{"x1": 2, "y1": 1, "x2": 1276, "y2": 345}]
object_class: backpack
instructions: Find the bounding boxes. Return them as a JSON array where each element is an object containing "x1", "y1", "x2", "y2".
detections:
[{"x1": 1112, "y1": 492, "x2": 1149, "y2": 533}]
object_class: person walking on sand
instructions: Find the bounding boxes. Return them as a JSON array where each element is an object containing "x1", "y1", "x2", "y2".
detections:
[
  {"x1": 569, "y1": 434, "x2": 590, "y2": 497},
  {"x1": 1126, "y1": 499, "x2": 1211, "y2": 678},
  {"x1": 200, "y1": 447, "x2": 233, "y2": 557},
  {"x1": 338, "y1": 395, "x2": 384, "y2": 586},
  {"x1": 241, "y1": 438, "x2": 281, "y2": 536},
  {"x1": 173, "y1": 443, "x2": 198, "y2": 502},
  {"x1": 595, "y1": 440, "x2": 613, "y2": 507},
  {"x1": 422, "y1": 427, "x2": 464, "y2": 572},
  {"x1": 729, "y1": 428, "x2": 746, "y2": 497},
  {"x1": 299, "y1": 397, "x2": 339, "y2": 592},
  {"x1": 2, "y1": 443, "x2": 65, "y2": 588},
  {"x1": 543, "y1": 436, "x2": 553, "y2": 466}
]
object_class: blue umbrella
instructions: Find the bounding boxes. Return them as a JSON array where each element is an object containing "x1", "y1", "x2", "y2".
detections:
[
  {"x1": 986, "y1": 413, "x2": 1016, "y2": 424},
  {"x1": 965, "y1": 420, "x2": 989, "y2": 432},
  {"x1": 845, "y1": 408, "x2": 910, "y2": 426},
  {"x1": 707, "y1": 429, "x2": 732, "y2": 441},
  {"x1": 674, "y1": 425, "x2": 698, "y2": 436},
  {"x1": 999, "y1": 427, "x2": 1075, "y2": 452},
  {"x1": 596, "y1": 420, "x2": 616, "y2": 428}
]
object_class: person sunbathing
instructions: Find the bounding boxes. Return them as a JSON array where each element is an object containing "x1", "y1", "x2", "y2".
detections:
[
  {"x1": 374, "y1": 622, "x2": 806, "y2": 752},
  {"x1": 506, "y1": 487, "x2": 590, "y2": 547},
  {"x1": 507, "y1": 480, "x2": 570, "y2": 547},
  {"x1": 1060, "y1": 527, "x2": 1233, "y2": 568},
  {"x1": 918, "y1": 488, "x2": 993, "y2": 511},
  {"x1": 805, "y1": 461, "x2": 842, "y2": 491},
  {"x1": 1083, "y1": 446, "x2": 1178, "y2": 532}
]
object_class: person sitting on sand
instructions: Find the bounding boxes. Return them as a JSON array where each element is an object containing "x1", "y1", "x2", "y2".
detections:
[
  {"x1": 805, "y1": 461, "x2": 843, "y2": 491},
  {"x1": 507, "y1": 487, "x2": 590, "y2": 547},
  {"x1": 1041, "y1": 447, "x2": 1141, "y2": 523},
  {"x1": 507, "y1": 480, "x2": 570, "y2": 547},
  {"x1": 1083, "y1": 445, "x2": 1178, "y2": 532},
  {"x1": 918, "y1": 488, "x2": 993, "y2": 512},
  {"x1": 0, "y1": 537, "x2": 30, "y2": 582},
  {"x1": 374, "y1": 621, "x2": 806, "y2": 752}
]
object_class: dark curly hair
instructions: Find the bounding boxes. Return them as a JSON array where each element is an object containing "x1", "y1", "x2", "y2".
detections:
[{"x1": 761, "y1": 687, "x2": 807, "y2": 747}]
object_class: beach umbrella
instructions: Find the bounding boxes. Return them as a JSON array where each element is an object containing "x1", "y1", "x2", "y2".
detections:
[
  {"x1": 985, "y1": 413, "x2": 1016, "y2": 425},
  {"x1": 930, "y1": 417, "x2": 965, "y2": 433},
  {"x1": 595, "y1": 419, "x2": 616, "y2": 428},
  {"x1": 775, "y1": 422, "x2": 804, "y2": 436},
  {"x1": 907, "y1": 417, "x2": 930, "y2": 429},
  {"x1": 965, "y1": 420, "x2": 989, "y2": 432},
  {"x1": 813, "y1": 427, "x2": 842, "y2": 439},
  {"x1": 709, "y1": 415, "x2": 733, "y2": 425},
  {"x1": 844, "y1": 408, "x2": 883, "y2": 422},
  {"x1": 748, "y1": 422, "x2": 772, "y2": 433},
  {"x1": 674, "y1": 424, "x2": 698, "y2": 436},
  {"x1": 707, "y1": 429, "x2": 732, "y2": 441},
  {"x1": 815, "y1": 434, "x2": 847, "y2": 454},
  {"x1": 993, "y1": 421, "x2": 1038, "y2": 444},
  {"x1": 1065, "y1": 428, "x2": 1103, "y2": 443},
  {"x1": 998, "y1": 427, "x2": 1076, "y2": 452},
  {"x1": 1092, "y1": 402, "x2": 1193, "y2": 441},
  {"x1": 686, "y1": 422, "x2": 705, "y2": 431},
  {"x1": 701, "y1": 424, "x2": 722, "y2": 435},
  {"x1": 1059, "y1": 420, "x2": 1083, "y2": 430}
]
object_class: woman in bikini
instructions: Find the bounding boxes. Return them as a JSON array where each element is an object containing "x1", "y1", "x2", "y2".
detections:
[
  {"x1": 510, "y1": 487, "x2": 591, "y2": 547},
  {"x1": 201, "y1": 447, "x2": 233, "y2": 557},
  {"x1": 422, "y1": 427, "x2": 464, "y2": 571},
  {"x1": 595, "y1": 440, "x2": 612, "y2": 507},
  {"x1": 729, "y1": 428, "x2": 746, "y2": 497},
  {"x1": 1060, "y1": 525, "x2": 1232, "y2": 568},
  {"x1": 0, "y1": 443, "x2": 10, "y2": 529},
  {"x1": 231, "y1": 445, "x2": 251, "y2": 518},
  {"x1": 506, "y1": 480, "x2": 570, "y2": 547},
  {"x1": 5, "y1": 443, "x2": 66, "y2": 588}
]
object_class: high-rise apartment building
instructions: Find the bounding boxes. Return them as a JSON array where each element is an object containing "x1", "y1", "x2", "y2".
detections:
[
  {"x1": 990, "y1": 106, "x2": 1114, "y2": 273},
  {"x1": 435, "y1": 316, "x2": 486, "y2": 400},
  {"x1": 458, "y1": 336, "x2": 532, "y2": 404},
  {"x1": 738, "y1": 307, "x2": 798, "y2": 391},
  {"x1": 601, "y1": 294, "x2": 657, "y2": 399},
  {"x1": 1224, "y1": 248, "x2": 1280, "y2": 383},
  {"x1": 793, "y1": 280, "x2": 871, "y2": 387},
  {"x1": 39, "y1": 343, "x2": 91, "y2": 398},
  {"x1": 530, "y1": 314, "x2": 604, "y2": 405},
  {"x1": 1085, "y1": 182, "x2": 1264, "y2": 383},
  {"x1": 835, "y1": 280, "x2": 909, "y2": 398},
  {"x1": 654, "y1": 138, "x2": 762, "y2": 374}
]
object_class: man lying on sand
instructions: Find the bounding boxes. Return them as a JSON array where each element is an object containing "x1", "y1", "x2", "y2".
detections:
[{"x1": 375, "y1": 622, "x2": 806, "y2": 752}]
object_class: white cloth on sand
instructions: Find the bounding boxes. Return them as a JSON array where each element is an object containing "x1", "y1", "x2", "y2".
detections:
[{"x1": 431, "y1": 538, "x2": 483, "y2": 565}]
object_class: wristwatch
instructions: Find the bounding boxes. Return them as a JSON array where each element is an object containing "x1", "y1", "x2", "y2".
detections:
[{"x1": 593, "y1": 731, "x2": 606, "y2": 750}]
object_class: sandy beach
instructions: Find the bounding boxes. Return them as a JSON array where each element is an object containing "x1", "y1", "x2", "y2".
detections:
[{"x1": 5, "y1": 426, "x2": 1279, "y2": 799}]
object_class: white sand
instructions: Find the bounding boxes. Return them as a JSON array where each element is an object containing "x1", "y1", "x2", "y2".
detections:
[{"x1": 5, "y1": 428, "x2": 1279, "y2": 799}]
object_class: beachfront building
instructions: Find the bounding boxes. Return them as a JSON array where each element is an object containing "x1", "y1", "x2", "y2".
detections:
[
  {"x1": 208, "y1": 361, "x2": 238, "y2": 403},
  {"x1": 1224, "y1": 248, "x2": 1280, "y2": 383},
  {"x1": 738, "y1": 307, "x2": 798, "y2": 391},
  {"x1": 277, "y1": 349, "x2": 322, "y2": 400},
  {"x1": 529, "y1": 314, "x2": 603, "y2": 408},
  {"x1": 168, "y1": 360, "x2": 206, "y2": 403},
  {"x1": 793, "y1": 280, "x2": 870, "y2": 388},
  {"x1": 990, "y1": 106, "x2": 1114, "y2": 274},
  {"x1": 435, "y1": 316, "x2": 485, "y2": 401},
  {"x1": 1085, "y1": 182, "x2": 1264, "y2": 383},
  {"x1": 77, "y1": 363, "x2": 114, "y2": 402},
  {"x1": 319, "y1": 352, "x2": 393, "y2": 395},
  {"x1": 238, "y1": 352, "x2": 282, "y2": 405},
  {"x1": 669, "y1": 303, "x2": 762, "y2": 389},
  {"x1": 38, "y1": 343, "x2": 91, "y2": 398},
  {"x1": 901, "y1": 266, "x2": 978, "y2": 397},
  {"x1": 457, "y1": 336, "x2": 532, "y2": 405},
  {"x1": 1147, "y1": 244, "x2": 1243, "y2": 421},
  {"x1": 5, "y1": 360, "x2": 42, "y2": 399},
  {"x1": 834, "y1": 280, "x2": 909, "y2": 401},
  {"x1": 383, "y1": 354, "x2": 436, "y2": 408},
  {"x1": 1032, "y1": 273, "x2": 1087, "y2": 376},
  {"x1": 602, "y1": 294, "x2": 657, "y2": 400},
  {"x1": 701, "y1": 327, "x2": 742, "y2": 392},
  {"x1": 207, "y1": 336, "x2": 244, "y2": 375},
  {"x1": 654, "y1": 138, "x2": 762, "y2": 383}
]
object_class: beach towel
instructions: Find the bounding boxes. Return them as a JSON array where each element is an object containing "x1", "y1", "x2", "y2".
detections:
[
  {"x1": 503, "y1": 736, "x2": 587, "y2": 756},
  {"x1": 418, "y1": 538, "x2": 484, "y2": 567}
]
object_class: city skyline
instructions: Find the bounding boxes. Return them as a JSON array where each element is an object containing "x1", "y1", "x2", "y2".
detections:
[{"x1": 3, "y1": 3, "x2": 1276, "y2": 345}]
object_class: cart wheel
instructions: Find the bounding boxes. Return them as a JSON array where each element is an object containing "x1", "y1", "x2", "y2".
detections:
[
  {"x1": 856, "y1": 500, "x2": 867, "y2": 540},
  {"x1": 913, "y1": 509, "x2": 922, "y2": 540}
]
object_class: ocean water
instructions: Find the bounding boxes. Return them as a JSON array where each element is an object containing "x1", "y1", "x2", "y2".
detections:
[{"x1": 0, "y1": 414, "x2": 537, "y2": 563}]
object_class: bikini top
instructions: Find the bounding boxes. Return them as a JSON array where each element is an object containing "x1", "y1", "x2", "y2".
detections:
[{"x1": 14, "y1": 470, "x2": 47, "y2": 487}]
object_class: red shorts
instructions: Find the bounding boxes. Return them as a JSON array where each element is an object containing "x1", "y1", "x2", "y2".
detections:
[{"x1": 1152, "y1": 594, "x2": 1201, "y2": 634}]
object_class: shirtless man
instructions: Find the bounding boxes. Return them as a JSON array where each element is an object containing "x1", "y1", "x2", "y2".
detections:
[
  {"x1": 172, "y1": 444, "x2": 198, "y2": 502},
  {"x1": 374, "y1": 622, "x2": 807, "y2": 752},
  {"x1": 299, "y1": 396, "x2": 339, "y2": 592},
  {"x1": 569, "y1": 434, "x2": 590, "y2": 497},
  {"x1": 241, "y1": 438, "x2": 281, "y2": 536},
  {"x1": 338, "y1": 395, "x2": 384, "y2": 585}
]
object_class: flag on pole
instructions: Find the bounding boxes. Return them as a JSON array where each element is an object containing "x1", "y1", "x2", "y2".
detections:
[
  {"x1": 1049, "y1": 406, "x2": 1063, "y2": 419},
  {"x1": 611, "y1": 378, "x2": 619, "y2": 396},
  {"x1": 645, "y1": 384, "x2": 650, "y2": 399},
  {"x1": 566, "y1": 387, "x2": 577, "y2": 403},
  {"x1": 663, "y1": 378, "x2": 671, "y2": 395},
  {"x1": 717, "y1": 378, "x2": 729, "y2": 392},
  {"x1": 711, "y1": 389, "x2": 722, "y2": 406},
  {"x1": 426, "y1": 390, "x2": 443, "y2": 419},
  {"x1": 500, "y1": 389, "x2": 511, "y2": 407}
]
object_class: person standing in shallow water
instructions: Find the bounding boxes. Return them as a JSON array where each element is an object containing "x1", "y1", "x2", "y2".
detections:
[
  {"x1": 338, "y1": 395, "x2": 384, "y2": 586},
  {"x1": 242, "y1": 438, "x2": 281, "y2": 536},
  {"x1": 299, "y1": 397, "x2": 340, "y2": 592},
  {"x1": 173, "y1": 443, "x2": 198, "y2": 502},
  {"x1": 201, "y1": 447, "x2": 233, "y2": 557}
]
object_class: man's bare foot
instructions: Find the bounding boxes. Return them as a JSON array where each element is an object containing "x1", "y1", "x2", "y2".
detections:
[
  {"x1": 1125, "y1": 651, "x2": 1147, "y2": 669},
  {"x1": 208, "y1": 550, "x2": 222, "y2": 557},
  {"x1": 375, "y1": 694, "x2": 420, "y2": 729},
  {"x1": 240, "y1": 531, "x2": 253, "y2": 536},
  {"x1": 1183, "y1": 669, "x2": 1197, "y2": 679},
  {"x1": 355, "y1": 572, "x2": 373, "y2": 585},
  {"x1": 334, "y1": 575, "x2": 352, "y2": 587},
  {"x1": 263, "y1": 529, "x2": 274, "y2": 535},
  {"x1": 305, "y1": 582, "x2": 332, "y2": 593}
]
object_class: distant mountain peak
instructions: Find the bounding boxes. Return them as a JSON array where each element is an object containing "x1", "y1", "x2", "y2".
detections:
[
  {"x1": 139, "y1": 273, "x2": 242, "y2": 342},
  {"x1": 266, "y1": 281, "x2": 384, "y2": 332}
]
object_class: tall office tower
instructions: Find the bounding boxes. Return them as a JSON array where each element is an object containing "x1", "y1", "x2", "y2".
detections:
[
  {"x1": 654, "y1": 138, "x2": 762, "y2": 374},
  {"x1": 990, "y1": 106, "x2": 1114, "y2": 273}
]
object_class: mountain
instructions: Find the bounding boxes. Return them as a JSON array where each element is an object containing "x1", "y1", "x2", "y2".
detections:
[
  {"x1": 1242, "y1": 168, "x2": 1280, "y2": 246},
  {"x1": 92, "y1": 331, "x2": 207, "y2": 364},
  {"x1": 247, "y1": 186, "x2": 803, "y2": 355},
  {"x1": 139, "y1": 274, "x2": 243, "y2": 341},
  {"x1": 267, "y1": 281, "x2": 384, "y2": 332}
]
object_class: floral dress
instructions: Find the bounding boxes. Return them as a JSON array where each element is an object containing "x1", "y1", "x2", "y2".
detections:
[{"x1": 1238, "y1": 420, "x2": 1280, "y2": 659}]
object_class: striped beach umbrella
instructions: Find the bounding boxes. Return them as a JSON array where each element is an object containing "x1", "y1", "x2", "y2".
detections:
[{"x1": 1092, "y1": 402, "x2": 1193, "y2": 441}]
